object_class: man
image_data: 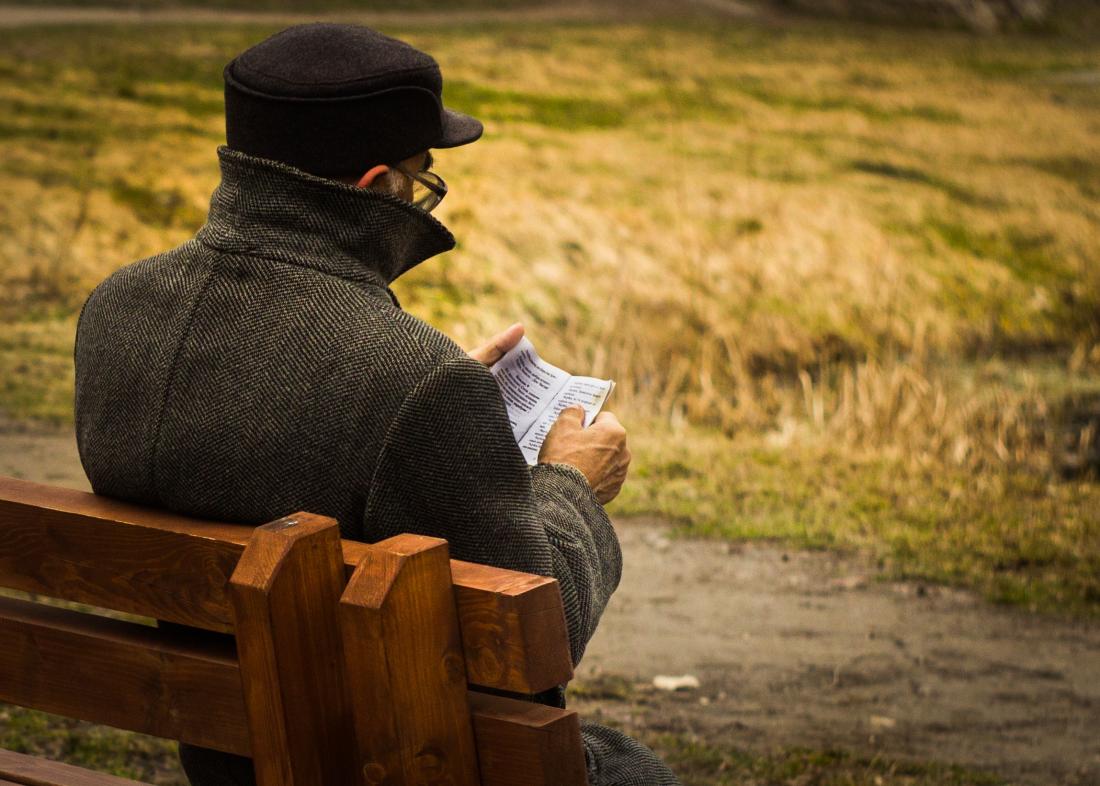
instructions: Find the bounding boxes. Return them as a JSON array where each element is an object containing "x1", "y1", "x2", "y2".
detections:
[{"x1": 74, "y1": 23, "x2": 678, "y2": 786}]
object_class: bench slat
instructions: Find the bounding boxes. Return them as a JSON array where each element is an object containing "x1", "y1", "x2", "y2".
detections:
[
  {"x1": 0, "y1": 592, "x2": 586, "y2": 784},
  {"x1": 468, "y1": 692, "x2": 588, "y2": 786},
  {"x1": 0, "y1": 598, "x2": 250, "y2": 756},
  {"x1": 0, "y1": 478, "x2": 247, "y2": 633},
  {"x1": 0, "y1": 596, "x2": 587, "y2": 781},
  {"x1": 447, "y1": 559, "x2": 574, "y2": 693},
  {"x1": 0, "y1": 477, "x2": 573, "y2": 692},
  {"x1": 0, "y1": 748, "x2": 150, "y2": 786}
]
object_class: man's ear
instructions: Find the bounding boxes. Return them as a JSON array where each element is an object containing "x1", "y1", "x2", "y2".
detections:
[{"x1": 355, "y1": 164, "x2": 389, "y2": 189}]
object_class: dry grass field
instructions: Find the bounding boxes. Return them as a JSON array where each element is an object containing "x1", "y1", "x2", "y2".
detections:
[
  {"x1": 3, "y1": 10, "x2": 1098, "y2": 611},
  {"x1": 0, "y1": 8, "x2": 1099, "y2": 781}
]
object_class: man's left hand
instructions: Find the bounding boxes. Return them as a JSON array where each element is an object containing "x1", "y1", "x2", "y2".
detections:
[{"x1": 467, "y1": 323, "x2": 524, "y2": 367}]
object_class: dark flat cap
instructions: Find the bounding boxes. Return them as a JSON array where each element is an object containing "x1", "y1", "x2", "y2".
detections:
[{"x1": 224, "y1": 23, "x2": 483, "y2": 176}]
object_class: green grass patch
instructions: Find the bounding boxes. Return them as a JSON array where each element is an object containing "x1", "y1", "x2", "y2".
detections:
[
  {"x1": 0, "y1": 320, "x2": 79, "y2": 423},
  {"x1": 0, "y1": 703, "x2": 1006, "y2": 786},
  {"x1": 108, "y1": 180, "x2": 207, "y2": 230},
  {"x1": 1025, "y1": 154, "x2": 1100, "y2": 199},
  {"x1": 0, "y1": 704, "x2": 183, "y2": 784},
  {"x1": 444, "y1": 81, "x2": 626, "y2": 130},
  {"x1": 925, "y1": 217, "x2": 1076, "y2": 299},
  {"x1": 848, "y1": 160, "x2": 997, "y2": 207},
  {"x1": 733, "y1": 77, "x2": 963, "y2": 124},
  {"x1": 648, "y1": 734, "x2": 1004, "y2": 786},
  {"x1": 617, "y1": 424, "x2": 1100, "y2": 615},
  {"x1": 567, "y1": 673, "x2": 636, "y2": 702}
]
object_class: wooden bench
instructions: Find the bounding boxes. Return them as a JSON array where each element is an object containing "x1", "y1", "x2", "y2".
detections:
[{"x1": 0, "y1": 476, "x2": 589, "y2": 786}]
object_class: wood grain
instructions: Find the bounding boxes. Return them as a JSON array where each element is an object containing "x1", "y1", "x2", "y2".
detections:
[
  {"x1": 0, "y1": 476, "x2": 251, "y2": 632},
  {"x1": 344, "y1": 540, "x2": 574, "y2": 693},
  {"x1": 229, "y1": 514, "x2": 357, "y2": 786},
  {"x1": 0, "y1": 748, "x2": 151, "y2": 786},
  {"x1": 339, "y1": 534, "x2": 480, "y2": 786},
  {"x1": 1, "y1": 477, "x2": 573, "y2": 692},
  {"x1": 468, "y1": 692, "x2": 588, "y2": 786},
  {"x1": 449, "y1": 560, "x2": 574, "y2": 693},
  {"x1": 0, "y1": 597, "x2": 249, "y2": 756}
]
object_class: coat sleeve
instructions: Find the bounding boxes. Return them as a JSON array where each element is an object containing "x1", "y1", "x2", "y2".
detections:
[
  {"x1": 582, "y1": 723, "x2": 682, "y2": 786},
  {"x1": 363, "y1": 354, "x2": 622, "y2": 665}
]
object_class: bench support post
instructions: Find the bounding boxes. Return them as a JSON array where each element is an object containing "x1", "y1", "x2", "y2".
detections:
[
  {"x1": 340, "y1": 534, "x2": 481, "y2": 786},
  {"x1": 229, "y1": 513, "x2": 357, "y2": 786}
]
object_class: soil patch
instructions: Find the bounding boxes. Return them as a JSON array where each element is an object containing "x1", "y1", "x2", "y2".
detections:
[{"x1": 576, "y1": 521, "x2": 1100, "y2": 785}]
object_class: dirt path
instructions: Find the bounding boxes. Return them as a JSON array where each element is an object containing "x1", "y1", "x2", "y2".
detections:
[
  {"x1": 2, "y1": 422, "x2": 1098, "y2": 785},
  {"x1": 577, "y1": 526, "x2": 1100, "y2": 785},
  {"x1": 0, "y1": 1, "x2": 761, "y2": 28}
]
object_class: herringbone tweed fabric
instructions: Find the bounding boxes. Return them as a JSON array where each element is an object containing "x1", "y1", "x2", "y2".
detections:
[{"x1": 74, "y1": 147, "x2": 679, "y2": 786}]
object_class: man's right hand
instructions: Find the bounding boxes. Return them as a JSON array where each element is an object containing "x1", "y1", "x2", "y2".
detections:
[{"x1": 539, "y1": 405, "x2": 631, "y2": 504}]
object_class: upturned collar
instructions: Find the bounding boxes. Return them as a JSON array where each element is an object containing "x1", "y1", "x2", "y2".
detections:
[{"x1": 196, "y1": 146, "x2": 456, "y2": 288}]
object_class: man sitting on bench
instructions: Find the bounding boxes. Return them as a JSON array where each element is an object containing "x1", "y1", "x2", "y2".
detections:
[{"x1": 72, "y1": 23, "x2": 679, "y2": 786}]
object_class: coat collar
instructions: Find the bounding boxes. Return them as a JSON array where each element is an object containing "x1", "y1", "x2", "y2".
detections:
[{"x1": 196, "y1": 146, "x2": 456, "y2": 288}]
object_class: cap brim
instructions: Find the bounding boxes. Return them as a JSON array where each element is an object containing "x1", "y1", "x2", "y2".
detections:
[{"x1": 437, "y1": 107, "x2": 483, "y2": 148}]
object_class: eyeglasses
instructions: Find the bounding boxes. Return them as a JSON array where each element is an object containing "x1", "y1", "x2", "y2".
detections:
[{"x1": 393, "y1": 151, "x2": 447, "y2": 213}]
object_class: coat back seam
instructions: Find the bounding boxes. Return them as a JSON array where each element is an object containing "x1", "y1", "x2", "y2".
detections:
[{"x1": 147, "y1": 263, "x2": 219, "y2": 504}]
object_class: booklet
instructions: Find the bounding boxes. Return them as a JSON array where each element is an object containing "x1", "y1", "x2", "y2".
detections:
[{"x1": 490, "y1": 337, "x2": 615, "y2": 465}]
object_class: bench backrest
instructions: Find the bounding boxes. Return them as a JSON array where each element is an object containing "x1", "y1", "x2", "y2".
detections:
[{"x1": 0, "y1": 476, "x2": 587, "y2": 786}]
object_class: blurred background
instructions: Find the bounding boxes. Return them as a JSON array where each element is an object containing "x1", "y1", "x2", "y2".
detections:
[{"x1": 0, "y1": 0, "x2": 1098, "y2": 784}]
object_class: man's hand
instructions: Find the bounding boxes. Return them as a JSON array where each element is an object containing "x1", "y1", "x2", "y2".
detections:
[
  {"x1": 539, "y1": 405, "x2": 631, "y2": 504},
  {"x1": 467, "y1": 323, "x2": 524, "y2": 367}
]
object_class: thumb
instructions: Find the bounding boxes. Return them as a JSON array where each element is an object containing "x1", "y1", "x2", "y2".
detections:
[
  {"x1": 555, "y1": 404, "x2": 587, "y2": 427},
  {"x1": 467, "y1": 322, "x2": 524, "y2": 367}
]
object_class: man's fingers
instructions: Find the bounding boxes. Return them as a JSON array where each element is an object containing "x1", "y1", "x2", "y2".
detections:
[{"x1": 467, "y1": 323, "x2": 524, "y2": 367}]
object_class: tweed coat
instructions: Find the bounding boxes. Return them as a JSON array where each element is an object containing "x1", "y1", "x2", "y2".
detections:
[{"x1": 73, "y1": 147, "x2": 679, "y2": 786}]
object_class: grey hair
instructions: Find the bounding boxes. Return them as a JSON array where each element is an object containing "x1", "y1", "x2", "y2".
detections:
[{"x1": 369, "y1": 168, "x2": 411, "y2": 198}]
